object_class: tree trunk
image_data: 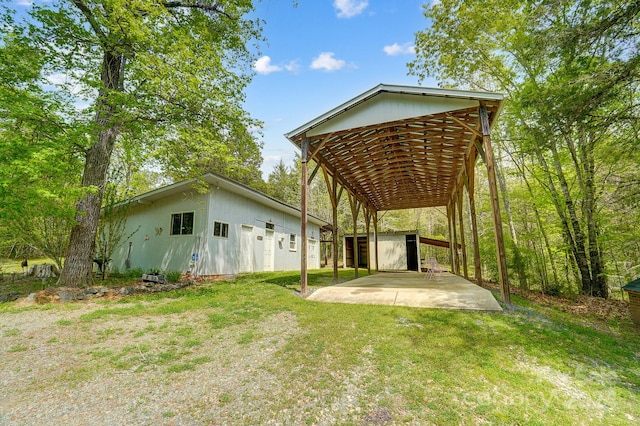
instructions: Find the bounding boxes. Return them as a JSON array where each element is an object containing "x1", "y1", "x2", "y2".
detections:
[
  {"x1": 579, "y1": 130, "x2": 607, "y2": 297},
  {"x1": 58, "y1": 50, "x2": 124, "y2": 287},
  {"x1": 496, "y1": 152, "x2": 528, "y2": 289},
  {"x1": 549, "y1": 140, "x2": 593, "y2": 295}
]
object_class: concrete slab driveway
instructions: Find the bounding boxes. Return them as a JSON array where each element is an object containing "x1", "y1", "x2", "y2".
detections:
[{"x1": 306, "y1": 271, "x2": 502, "y2": 311}]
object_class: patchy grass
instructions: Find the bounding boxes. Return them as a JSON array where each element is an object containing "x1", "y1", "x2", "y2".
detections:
[{"x1": 0, "y1": 269, "x2": 638, "y2": 425}]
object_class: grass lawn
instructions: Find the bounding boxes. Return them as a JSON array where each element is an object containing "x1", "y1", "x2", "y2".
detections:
[{"x1": 1, "y1": 269, "x2": 639, "y2": 424}]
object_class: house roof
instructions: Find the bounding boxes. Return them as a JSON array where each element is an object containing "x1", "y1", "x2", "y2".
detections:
[
  {"x1": 285, "y1": 83, "x2": 505, "y2": 211},
  {"x1": 623, "y1": 278, "x2": 640, "y2": 293},
  {"x1": 124, "y1": 173, "x2": 329, "y2": 227}
]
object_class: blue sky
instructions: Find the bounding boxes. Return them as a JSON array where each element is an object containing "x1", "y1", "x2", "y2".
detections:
[{"x1": 246, "y1": 0, "x2": 437, "y2": 178}]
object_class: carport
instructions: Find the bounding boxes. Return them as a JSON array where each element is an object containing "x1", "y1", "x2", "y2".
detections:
[{"x1": 285, "y1": 84, "x2": 510, "y2": 304}]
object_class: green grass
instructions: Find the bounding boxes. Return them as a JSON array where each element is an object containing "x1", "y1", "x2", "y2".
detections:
[{"x1": 1, "y1": 268, "x2": 638, "y2": 424}]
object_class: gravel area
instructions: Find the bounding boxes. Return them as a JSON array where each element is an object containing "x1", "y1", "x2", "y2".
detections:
[{"x1": 0, "y1": 299, "x2": 399, "y2": 426}]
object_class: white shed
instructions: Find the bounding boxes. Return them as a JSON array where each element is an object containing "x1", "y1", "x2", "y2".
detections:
[
  {"x1": 344, "y1": 231, "x2": 420, "y2": 272},
  {"x1": 109, "y1": 173, "x2": 327, "y2": 276}
]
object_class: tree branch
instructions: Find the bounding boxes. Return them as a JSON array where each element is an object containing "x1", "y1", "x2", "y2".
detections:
[
  {"x1": 71, "y1": 0, "x2": 107, "y2": 42},
  {"x1": 162, "y1": 2, "x2": 235, "y2": 20}
]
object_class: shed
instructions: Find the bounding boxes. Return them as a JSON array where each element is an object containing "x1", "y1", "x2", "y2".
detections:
[
  {"x1": 109, "y1": 173, "x2": 327, "y2": 276},
  {"x1": 622, "y1": 279, "x2": 640, "y2": 326},
  {"x1": 344, "y1": 231, "x2": 420, "y2": 271}
]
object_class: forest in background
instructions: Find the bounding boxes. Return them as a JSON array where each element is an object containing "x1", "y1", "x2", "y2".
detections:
[{"x1": 1, "y1": 0, "x2": 638, "y2": 299}]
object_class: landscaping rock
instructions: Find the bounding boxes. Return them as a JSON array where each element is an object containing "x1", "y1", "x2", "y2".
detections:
[{"x1": 0, "y1": 291, "x2": 19, "y2": 303}]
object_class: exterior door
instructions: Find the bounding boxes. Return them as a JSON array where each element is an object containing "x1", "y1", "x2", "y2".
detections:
[
  {"x1": 307, "y1": 238, "x2": 318, "y2": 269},
  {"x1": 239, "y1": 225, "x2": 253, "y2": 273},
  {"x1": 263, "y1": 230, "x2": 274, "y2": 272},
  {"x1": 406, "y1": 234, "x2": 419, "y2": 271}
]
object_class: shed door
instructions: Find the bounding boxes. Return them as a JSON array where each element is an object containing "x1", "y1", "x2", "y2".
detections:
[
  {"x1": 263, "y1": 230, "x2": 274, "y2": 272},
  {"x1": 239, "y1": 225, "x2": 253, "y2": 273},
  {"x1": 406, "y1": 234, "x2": 418, "y2": 271}
]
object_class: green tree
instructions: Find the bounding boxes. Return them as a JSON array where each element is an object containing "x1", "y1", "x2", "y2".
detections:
[
  {"x1": 2, "y1": 0, "x2": 262, "y2": 286},
  {"x1": 410, "y1": 0, "x2": 639, "y2": 297},
  {"x1": 0, "y1": 26, "x2": 83, "y2": 269}
]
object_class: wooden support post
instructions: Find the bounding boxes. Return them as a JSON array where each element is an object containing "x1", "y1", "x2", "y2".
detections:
[
  {"x1": 348, "y1": 192, "x2": 361, "y2": 278},
  {"x1": 373, "y1": 210, "x2": 379, "y2": 271},
  {"x1": 458, "y1": 188, "x2": 469, "y2": 279},
  {"x1": 480, "y1": 105, "x2": 510, "y2": 304},
  {"x1": 322, "y1": 167, "x2": 340, "y2": 283},
  {"x1": 466, "y1": 149, "x2": 483, "y2": 286},
  {"x1": 446, "y1": 204, "x2": 454, "y2": 271},
  {"x1": 450, "y1": 198, "x2": 460, "y2": 274},
  {"x1": 364, "y1": 208, "x2": 371, "y2": 274},
  {"x1": 300, "y1": 137, "x2": 309, "y2": 296}
]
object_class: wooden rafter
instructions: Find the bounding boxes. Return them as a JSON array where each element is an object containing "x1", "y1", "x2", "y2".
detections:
[{"x1": 293, "y1": 105, "x2": 499, "y2": 212}]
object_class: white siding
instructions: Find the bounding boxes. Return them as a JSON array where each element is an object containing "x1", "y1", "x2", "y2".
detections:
[
  {"x1": 343, "y1": 232, "x2": 419, "y2": 271},
  {"x1": 111, "y1": 184, "x2": 322, "y2": 275},
  {"x1": 111, "y1": 191, "x2": 208, "y2": 274}
]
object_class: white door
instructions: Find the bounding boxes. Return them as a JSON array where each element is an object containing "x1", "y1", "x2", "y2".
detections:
[
  {"x1": 239, "y1": 225, "x2": 253, "y2": 273},
  {"x1": 307, "y1": 239, "x2": 318, "y2": 269},
  {"x1": 263, "y1": 230, "x2": 274, "y2": 272}
]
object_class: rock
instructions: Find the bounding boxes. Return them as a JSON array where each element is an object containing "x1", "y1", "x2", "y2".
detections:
[
  {"x1": 25, "y1": 293, "x2": 38, "y2": 303},
  {"x1": 58, "y1": 290, "x2": 76, "y2": 303},
  {"x1": 142, "y1": 273, "x2": 167, "y2": 284},
  {"x1": 0, "y1": 292, "x2": 19, "y2": 303},
  {"x1": 119, "y1": 287, "x2": 129, "y2": 295}
]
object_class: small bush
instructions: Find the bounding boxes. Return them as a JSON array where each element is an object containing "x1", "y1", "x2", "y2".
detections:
[
  {"x1": 165, "y1": 271, "x2": 182, "y2": 283},
  {"x1": 110, "y1": 267, "x2": 144, "y2": 279}
]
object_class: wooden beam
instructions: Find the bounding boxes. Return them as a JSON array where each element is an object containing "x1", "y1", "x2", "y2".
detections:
[
  {"x1": 364, "y1": 208, "x2": 371, "y2": 274},
  {"x1": 321, "y1": 166, "x2": 340, "y2": 283},
  {"x1": 307, "y1": 132, "x2": 334, "y2": 162},
  {"x1": 457, "y1": 188, "x2": 468, "y2": 279},
  {"x1": 445, "y1": 112, "x2": 482, "y2": 138},
  {"x1": 348, "y1": 191, "x2": 361, "y2": 278},
  {"x1": 480, "y1": 105, "x2": 510, "y2": 304},
  {"x1": 373, "y1": 210, "x2": 379, "y2": 271},
  {"x1": 466, "y1": 148, "x2": 483, "y2": 286},
  {"x1": 308, "y1": 162, "x2": 321, "y2": 185},
  {"x1": 300, "y1": 137, "x2": 309, "y2": 296},
  {"x1": 451, "y1": 197, "x2": 460, "y2": 274}
]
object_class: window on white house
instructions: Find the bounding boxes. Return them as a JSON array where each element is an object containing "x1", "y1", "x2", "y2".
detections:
[
  {"x1": 213, "y1": 221, "x2": 229, "y2": 238},
  {"x1": 266, "y1": 222, "x2": 275, "y2": 230},
  {"x1": 171, "y1": 212, "x2": 194, "y2": 235},
  {"x1": 289, "y1": 233, "x2": 297, "y2": 251}
]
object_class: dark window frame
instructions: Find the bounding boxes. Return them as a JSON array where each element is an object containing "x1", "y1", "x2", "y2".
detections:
[
  {"x1": 170, "y1": 212, "x2": 194, "y2": 236},
  {"x1": 213, "y1": 221, "x2": 229, "y2": 238}
]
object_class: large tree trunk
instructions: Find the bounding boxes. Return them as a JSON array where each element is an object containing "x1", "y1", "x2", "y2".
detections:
[
  {"x1": 58, "y1": 50, "x2": 124, "y2": 287},
  {"x1": 548, "y1": 141, "x2": 593, "y2": 295},
  {"x1": 579, "y1": 130, "x2": 608, "y2": 297}
]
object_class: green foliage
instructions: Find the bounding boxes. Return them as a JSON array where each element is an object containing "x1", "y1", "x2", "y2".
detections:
[
  {"x1": 410, "y1": 0, "x2": 640, "y2": 297},
  {"x1": 0, "y1": 0, "x2": 264, "y2": 287}
]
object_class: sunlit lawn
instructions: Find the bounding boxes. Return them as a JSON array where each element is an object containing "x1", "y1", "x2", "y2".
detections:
[{"x1": 1, "y1": 269, "x2": 639, "y2": 424}]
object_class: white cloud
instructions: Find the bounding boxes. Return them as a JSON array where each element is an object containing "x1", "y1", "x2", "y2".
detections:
[
  {"x1": 253, "y1": 56, "x2": 282, "y2": 75},
  {"x1": 310, "y1": 52, "x2": 346, "y2": 72},
  {"x1": 284, "y1": 60, "x2": 301, "y2": 73},
  {"x1": 334, "y1": 0, "x2": 368, "y2": 18},
  {"x1": 46, "y1": 72, "x2": 69, "y2": 85},
  {"x1": 429, "y1": 0, "x2": 441, "y2": 7},
  {"x1": 383, "y1": 42, "x2": 416, "y2": 56}
]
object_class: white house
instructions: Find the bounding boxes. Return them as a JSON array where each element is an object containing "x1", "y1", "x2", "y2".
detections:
[{"x1": 110, "y1": 173, "x2": 327, "y2": 276}]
